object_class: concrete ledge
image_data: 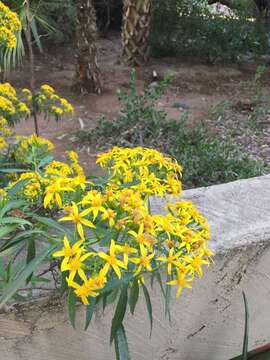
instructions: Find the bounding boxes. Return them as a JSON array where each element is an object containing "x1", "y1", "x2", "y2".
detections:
[{"x1": 1, "y1": 175, "x2": 270, "y2": 360}]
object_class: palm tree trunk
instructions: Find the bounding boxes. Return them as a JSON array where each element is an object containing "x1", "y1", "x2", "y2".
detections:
[
  {"x1": 74, "y1": 0, "x2": 101, "y2": 94},
  {"x1": 122, "y1": 0, "x2": 152, "y2": 66}
]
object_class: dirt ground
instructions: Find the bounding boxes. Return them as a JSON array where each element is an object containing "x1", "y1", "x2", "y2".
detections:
[{"x1": 9, "y1": 33, "x2": 270, "y2": 174}]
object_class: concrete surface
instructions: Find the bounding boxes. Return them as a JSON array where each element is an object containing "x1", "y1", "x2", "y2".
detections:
[{"x1": 1, "y1": 175, "x2": 270, "y2": 360}]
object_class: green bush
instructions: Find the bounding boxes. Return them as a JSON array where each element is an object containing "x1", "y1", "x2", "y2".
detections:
[
  {"x1": 78, "y1": 70, "x2": 266, "y2": 188},
  {"x1": 150, "y1": 0, "x2": 269, "y2": 62}
]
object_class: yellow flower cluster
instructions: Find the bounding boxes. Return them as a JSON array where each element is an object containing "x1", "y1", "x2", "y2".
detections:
[
  {"x1": 43, "y1": 151, "x2": 86, "y2": 208},
  {"x1": 23, "y1": 84, "x2": 74, "y2": 117},
  {"x1": 0, "y1": 116, "x2": 12, "y2": 150},
  {"x1": 0, "y1": 119, "x2": 212, "y2": 305},
  {"x1": 0, "y1": 83, "x2": 30, "y2": 125},
  {"x1": 52, "y1": 147, "x2": 213, "y2": 305},
  {"x1": 0, "y1": 2, "x2": 21, "y2": 49},
  {"x1": 97, "y1": 147, "x2": 182, "y2": 196},
  {"x1": 14, "y1": 134, "x2": 54, "y2": 164},
  {"x1": 12, "y1": 171, "x2": 43, "y2": 199},
  {"x1": 0, "y1": 82, "x2": 73, "y2": 128},
  {"x1": 10, "y1": 141, "x2": 86, "y2": 203}
]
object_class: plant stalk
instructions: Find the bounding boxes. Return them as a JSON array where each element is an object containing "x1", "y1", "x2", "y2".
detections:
[{"x1": 24, "y1": 0, "x2": 39, "y2": 136}]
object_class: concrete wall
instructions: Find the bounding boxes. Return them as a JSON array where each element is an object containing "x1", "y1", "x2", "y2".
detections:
[{"x1": 1, "y1": 175, "x2": 270, "y2": 360}]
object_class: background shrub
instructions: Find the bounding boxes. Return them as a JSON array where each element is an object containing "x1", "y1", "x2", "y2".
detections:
[{"x1": 150, "y1": 0, "x2": 269, "y2": 62}]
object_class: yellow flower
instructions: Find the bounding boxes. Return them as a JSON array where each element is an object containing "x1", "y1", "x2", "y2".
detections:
[
  {"x1": 101, "y1": 208, "x2": 116, "y2": 227},
  {"x1": 18, "y1": 102, "x2": 30, "y2": 114},
  {"x1": 44, "y1": 179, "x2": 74, "y2": 208},
  {"x1": 97, "y1": 240, "x2": 126, "y2": 279},
  {"x1": 130, "y1": 245, "x2": 154, "y2": 275},
  {"x1": 129, "y1": 224, "x2": 156, "y2": 250},
  {"x1": 115, "y1": 243, "x2": 137, "y2": 266},
  {"x1": 67, "y1": 151, "x2": 78, "y2": 163},
  {"x1": 153, "y1": 214, "x2": 177, "y2": 238},
  {"x1": 184, "y1": 255, "x2": 209, "y2": 278},
  {"x1": 11, "y1": 171, "x2": 42, "y2": 199},
  {"x1": 178, "y1": 230, "x2": 200, "y2": 253},
  {"x1": 91, "y1": 267, "x2": 107, "y2": 289},
  {"x1": 67, "y1": 279, "x2": 98, "y2": 305},
  {"x1": 45, "y1": 161, "x2": 73, "y2": 177},
  {"x1": 53, "y1": 237, "x2": 85, "y2": 271},
  {"x1": 51, "y1": 105, "x2": 64, "y2": 116},
  {"x1": 0, "y1": 95, "x2": 15, "y2": 114},
  {"x1": 0, "y1": 135, "x2": 7, "y2": 150},
  {"x1": 157, "y1": 248, "x2": 183, "y2": 275},
  {"x1": 80, "y1": 190, "x2": 105, "y2": 220},
  {"x1": 61, "y1": 252, "x2": 92, "y2": 282},
  {"x1": 0, "y1": 83, "x2": 17, "y2": 100},
  {"x1": 41, "y1": 84, "x2": 55, "y2": 94},
  {"x1": 59, "y1": 202, "x2": 95, "y2": 239},
  {"x1": 167, "y1": 270, "x2": 193, "y2": 299}
]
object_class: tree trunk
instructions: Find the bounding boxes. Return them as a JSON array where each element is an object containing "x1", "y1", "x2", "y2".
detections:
[
  {"x1": 74, "y1": 0, "x2": 101, "y2": 94},
  {"x1": 122, "y1": 0, "x2": 152, "y2": 66}
]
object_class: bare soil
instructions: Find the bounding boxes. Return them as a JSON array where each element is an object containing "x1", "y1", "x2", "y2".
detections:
[{"x1": 9, "y1": 33, "x2": 270, "y2": 174}]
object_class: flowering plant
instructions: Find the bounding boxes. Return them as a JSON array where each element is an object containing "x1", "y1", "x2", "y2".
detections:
[
  {"x1": 0, "y1": 119, "x2": 213, "y2": 357},
  {"x1": 0, "y1": 1, "x2": 21, "y2": 49}
]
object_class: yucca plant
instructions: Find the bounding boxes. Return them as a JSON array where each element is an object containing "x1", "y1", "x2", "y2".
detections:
[{"x1": 1, "y1": 0, "x2": 54, "y2": 78}]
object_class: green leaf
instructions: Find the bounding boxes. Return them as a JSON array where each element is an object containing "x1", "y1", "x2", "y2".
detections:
[
  {"x1": 242, "y1": 291, "x2": 249, "y2": 360},
  {"x1": 114, "y1": 324, "x2": 131, "y2": 360},
  {"x1": 0, "y1": 200, "x2": 27, "y2": 217},
  {"x1": 0, "y1": 242, "x2": 24, "y2": 259},
  {"x1": 110, "y1": 285, "x2": 128, "y2": 344},
  {"x1": 84, "y1": 297, "x2": 96, "y2": 331},
  {"x1": 129, "y1": 279, "x2": 139, "y2": 315},
  {"x1": 27, "y1": 239, "x2": 36, "y2": 264},
  {"x1": 30, "y1": 214, "x2": 71, "y2": 235},
  {"x1": 59, "y1": 272, "x2": 68, "y2": 296},
  {"x1": 0, "y1": 168, "x2": 28, "y2": 173},
  {"x1": 101, "y1": 273, "x2": 134, "y2": 295},
  {"x1": 103, "y1": 291, "x2": 109, "y2": 312},
  {"x1": 0, "y1": 246, "x2": 54, "y2": 306},
  {"x1": 0, "y1": 225, "x2": 16, "y2": 239},
  {"x1": 142, "y1": 284, "x2": 153, "y2": 335},
  {"x1": 0, "y1": 217, "x2": 32, "y2": 226},
  {"x1": 8, "y1": 180, "x2": 30, "y2": 196},
  {"x1": 26, "y1": 238, "x2": 36, "y2": 284},
  {"x1": 38, "y1": 155, "x2": 54, "y2": 169},
  {"x1": 68, "y1": 288, "x2": 77, "y2": 329},
  {"x1": 3, "y1": 229, "x2": 44, "y2": 249},
  {"x1": 155, "y1": 270, "x2": 166, "y2": 299},
  {"x1": 0, "y1": 229, "x2": 45, "y2": 252}
]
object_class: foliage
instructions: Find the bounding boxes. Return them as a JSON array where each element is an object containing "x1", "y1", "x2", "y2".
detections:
[
  {"x1": 34, "y1": 0, "x2": 75, "y2": 44},
  {"x1": 79, "y1": 71, "x2": 266, "y2": 189},
  {"x1": 0, "y1": 119, "x2": 213, "y2": 359},
  {"x1": 150, "y1": 0, "x2": 269, "y2": 62}
]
